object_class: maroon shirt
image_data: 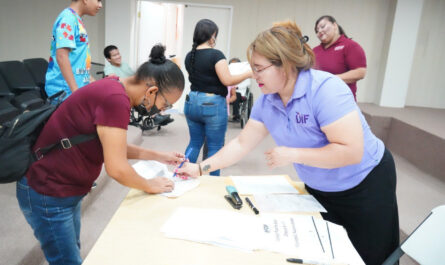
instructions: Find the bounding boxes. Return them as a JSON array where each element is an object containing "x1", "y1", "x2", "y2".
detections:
[
  {"x1": 27, "y1": 77, "x2": 130, "y2": 197},
  {"x1": 313, "y1": 34, "x2": 366, "y2": 100}
]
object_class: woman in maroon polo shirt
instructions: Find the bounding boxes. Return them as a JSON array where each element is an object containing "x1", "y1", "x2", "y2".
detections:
[
  {"x1": 16, "y1": 44, "x2": 185, "y2": 265},
  {"x1": 313, "y1": 15, "x2": 367, "y2": 101}
]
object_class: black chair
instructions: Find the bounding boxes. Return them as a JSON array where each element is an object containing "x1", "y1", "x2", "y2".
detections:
[
  {"x1": 0, "y1": 61, "x2": 40, "y2": 94},
  {"x1": 0, "y1": 61, "x2": 44, "y2": 111},
  {"x1": 0, "y1": 74, "x2": 20, "y2": 124},
  {"x1": 23, "y1": 58, "x2": 48, "y2": 97},
  {"x1": 91, "y1": 62, "x2": 105, "y2": 80}
]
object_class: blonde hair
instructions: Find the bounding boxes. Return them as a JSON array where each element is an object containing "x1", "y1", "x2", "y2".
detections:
[{"x1": 247, "y1": 20, "x2": 314, "y2": 74}]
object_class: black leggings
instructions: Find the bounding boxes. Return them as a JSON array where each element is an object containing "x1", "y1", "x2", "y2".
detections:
[{"x1": 306, "y1": 148, "x2": 399, "y2": 265}]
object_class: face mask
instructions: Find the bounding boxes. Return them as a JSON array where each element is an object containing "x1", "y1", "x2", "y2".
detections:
[
  {"x1": 134, "y1": 94, "x2": 161, "y2": 116},
  {"x1": 147, "y1": 104, "x2": 161, "y2": 116}
]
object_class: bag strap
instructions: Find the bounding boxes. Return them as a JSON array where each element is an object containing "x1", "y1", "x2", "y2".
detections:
[{"x1": 34, "y1": 133, "x2": 97, "y2": 161}]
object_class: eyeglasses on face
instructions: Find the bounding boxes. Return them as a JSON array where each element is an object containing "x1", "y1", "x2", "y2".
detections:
[
  {"x1": 252, "y1": 64, "x2": 273, "y2": 74},
  {"x1": 158, "y1": 92, "x2": 173, "y2": 110}
]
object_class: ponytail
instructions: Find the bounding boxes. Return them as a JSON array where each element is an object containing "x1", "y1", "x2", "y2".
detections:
[{"x1": 135, "y1": 44, "x2": 184, "y2": 93}]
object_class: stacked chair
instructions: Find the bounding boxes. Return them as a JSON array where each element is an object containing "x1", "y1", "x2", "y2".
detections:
[{"x1": 0, "y1": 59, "x2": 48, "y2": 125}]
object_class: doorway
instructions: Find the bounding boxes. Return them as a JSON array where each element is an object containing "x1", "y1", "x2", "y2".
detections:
[{"x1": 136, "y1": 1, "x2": 233, "y2": 112}]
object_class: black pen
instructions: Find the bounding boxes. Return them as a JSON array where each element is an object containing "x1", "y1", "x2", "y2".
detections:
[
  {"x1": 245, "y1": 197, "x2": 259, "y2": 215},
  {"x1": 286, "y1": 258, "x2": 330, "y2": 265}
]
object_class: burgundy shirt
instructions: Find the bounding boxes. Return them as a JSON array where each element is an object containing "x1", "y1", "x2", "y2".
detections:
[
  {"x1": 313, "y1": 35, "x2": 366, "y2": 100},
  {"x1": 27, "y1": 77, "x2": 130, "y2": 197}
]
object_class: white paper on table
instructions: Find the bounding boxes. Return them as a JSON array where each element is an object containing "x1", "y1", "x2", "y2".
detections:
[
  {"x1": 254, "y1": 194, "x2": 327, "y2": 213},
  {"x1": 312, "y1": 217, "x2": 366, "y2": 265},
  {"x1": 231, "y1": 176, "x2": 299, "y2": 195},
  {"x1": 132, "y1": 160, "x2": 200, "y2": 198},
  {"x1": 258, "y1": 213, "x2": 326, "y2": 258},
  {"x1": 161, "y1": 207, "x2": 262, "y2": 252}
]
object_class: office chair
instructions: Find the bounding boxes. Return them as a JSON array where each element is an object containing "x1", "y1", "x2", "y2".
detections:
[{"x1": 382, "y1": 205, "x2": 445, "y2": 265}]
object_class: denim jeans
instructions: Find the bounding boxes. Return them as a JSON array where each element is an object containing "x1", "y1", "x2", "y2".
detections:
[
  {"x1": 16, "y1": 177, "x2": 84, "y2": 265},
  {"x1": 184, "y1": 91, "x2": 228, "y2": 176}
]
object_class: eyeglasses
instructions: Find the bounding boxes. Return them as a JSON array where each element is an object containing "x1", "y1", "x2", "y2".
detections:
[
  {"x1": 158, "y1": 92, "x2": 173, "y2": 110},
  {"x1": 252, "y1": 64, "x2": 273, "y2": 74}
]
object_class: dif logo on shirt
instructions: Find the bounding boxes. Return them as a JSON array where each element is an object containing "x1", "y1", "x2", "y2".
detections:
[{"x1": 296, "y1": 112, "x2": 309, "y2": 124}]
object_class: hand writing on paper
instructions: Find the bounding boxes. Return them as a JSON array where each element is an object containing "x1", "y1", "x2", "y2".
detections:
[
  {"x1": 175, "y1": 162, "x2": 200, "y2": 179},
  {"x1": 145, "y1": 177, "x2": 175, "y2": 194},
  {"x1": 265, "y1": 146, "x2": 294, "y2": 168},
  {"x1": 157, "y1": 151, "x2": 185, "y2": 166}
]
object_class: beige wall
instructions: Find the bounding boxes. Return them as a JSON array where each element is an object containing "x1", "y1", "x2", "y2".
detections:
[
  {"x1": 406, "y1": 0, "x2": 445, "y2": 109},
  {"x1": 1, "y1": 0, "x2": 443, "y2": 108},
  {"x1": 159, "y1": 0, "x2": 396, "y2": 103},
  {"x1": 0, "y1": 0, "x2": 105, "y2": 63}
]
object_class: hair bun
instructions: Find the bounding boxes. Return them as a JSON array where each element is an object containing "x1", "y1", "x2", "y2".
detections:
[{"x1": 149, "y1": 44, "x2": 166, "y2": 64}]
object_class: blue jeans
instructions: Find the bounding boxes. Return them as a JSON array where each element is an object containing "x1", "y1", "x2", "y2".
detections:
[
  {"x1": 16, "y1": 177, "x2": 84, "y2": 265},
  {"x1": 184, "y1": 91, "x2": 228, "y2": 176}
]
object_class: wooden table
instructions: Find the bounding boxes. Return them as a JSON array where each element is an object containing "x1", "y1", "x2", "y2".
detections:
[{"x1": 83, "y1": 176, "x2": 319, "y2": 265}]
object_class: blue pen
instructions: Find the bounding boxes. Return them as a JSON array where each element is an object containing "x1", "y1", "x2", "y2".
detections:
[{"x1": 172, "y1": 148, "x2": 193, "y2": 178}]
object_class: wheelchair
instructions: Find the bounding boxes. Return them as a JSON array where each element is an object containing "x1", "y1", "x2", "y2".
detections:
[
  {"x1": 237, "y1": 87, "x2": 253, "y2": 129},
  {"x1": 129, "y1": 107, "x2": 174, "y2": 131}
]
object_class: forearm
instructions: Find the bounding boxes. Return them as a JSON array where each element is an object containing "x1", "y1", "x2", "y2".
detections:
[
  {"x1": 56, "y1": 49, "x2": 78, "y2": 92},
  {"x1": 337, "y1": 68, "x2": 366, "y2": 84},
  {"x1": 227, "y1": 71, "x2": 250, "y2": 86},
  {"x1": 290, "y1": 142, "x2": 363, "y2": 169},
  {"x1": 199, "y1": 121, "x2": 267, "y2": 174},
  {"x1": 127, "y1": 144, "x2": 160, "y2": 160},
  {"x1": 106, "y1": 163, "x2": 157, "y2": 193}
]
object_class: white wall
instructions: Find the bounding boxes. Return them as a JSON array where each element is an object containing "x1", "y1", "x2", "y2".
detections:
[
  {"x1": 406, "y1": 0, "x2": 445, "y2": 109},
  {"x1": 0, "y1": 0, "x2": 105, "y2": 63}
]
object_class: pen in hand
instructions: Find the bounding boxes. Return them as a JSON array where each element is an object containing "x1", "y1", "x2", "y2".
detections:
[
  {"x1": 245, "y1": 197, "x2": 259, "y2": 215},
  {"x1": 172, "y1": 148, "x2": 193, "y2": 179}
]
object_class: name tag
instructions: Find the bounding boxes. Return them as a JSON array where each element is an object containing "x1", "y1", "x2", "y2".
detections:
[{"x1": 334, "y1": 45, "x2": 344, "y2": 51}]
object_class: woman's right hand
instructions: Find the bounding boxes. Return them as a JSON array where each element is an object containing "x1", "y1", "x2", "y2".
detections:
[
  {"x1": 176, "y1": 162, "x2": 200, "y2": 178},
  {"x1": 145, "y1": 177, "x2": 174, "y2": 194}
]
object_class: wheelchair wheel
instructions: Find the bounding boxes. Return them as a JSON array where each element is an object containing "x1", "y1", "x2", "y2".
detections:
[
  {"x1": 247, "y1": 93, "x2": 253, "y2": 118},
  {"x1": 240, "y1": 115, "x2": 246, "y2": 129}
]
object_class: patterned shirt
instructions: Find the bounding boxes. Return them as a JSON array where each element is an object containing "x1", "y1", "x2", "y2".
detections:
[{"x1": 45, "y1": 8, "x2": 91, "y2": 100}]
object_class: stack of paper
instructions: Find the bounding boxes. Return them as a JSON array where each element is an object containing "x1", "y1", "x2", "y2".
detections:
[
  {"x1": 161, "y1": 207, "x2": 365, "y2": 264},
  {"x1": 231, "y1": 176, "x2": 299, "y2": 195},
  {"x1": 132, "y1": 160, "x2": 200, "y2": 198},
  {"x1": 254, "y1": 194, "x2": 327, "y2": 213},
  {"x1": 161, "y1": 207, "x2": 262, "y2": 252}
]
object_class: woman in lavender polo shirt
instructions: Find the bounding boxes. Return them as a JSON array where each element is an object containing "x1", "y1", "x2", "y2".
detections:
[{"x1": 178, "y1": 21, "x2": 399, "y2": 265}]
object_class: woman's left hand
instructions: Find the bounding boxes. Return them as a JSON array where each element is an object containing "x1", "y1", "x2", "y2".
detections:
[
  {"x1": 157, "y1": 151, "x2": 185, "y2": 166},
  {"x1": 265, "y1": 146, "x2": 294, "y2": 168}
]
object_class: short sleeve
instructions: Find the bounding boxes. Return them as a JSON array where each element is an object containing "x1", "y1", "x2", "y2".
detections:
[
  {"x1": 103, "y1": 65, "x2": 113, "y2": 76},
  {"x1": 345, "y1": 40, "x2": 366, "y2": 70},
  {"x1": 54, "y1": 12, "x2": 77, "y2": 50},
  {"x1": 312, "y1": 76, "x2": 357, "y2": 127},
  {"x1": 212, "y1": 50, "x2": 226, "y2": 65},
  {"x1": 94, "y1": 94, "x2": 130, "y2": 129},
  {"x1": 249, "y1": 95, "x2": 265, "y2": 123}
]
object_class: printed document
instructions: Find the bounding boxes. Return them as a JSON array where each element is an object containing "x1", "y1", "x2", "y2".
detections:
[
  {"x1": 161, "y1": 207, "x2": 364, "y2": 264},
  {"x1": 254, "y1": 194, "x2": 327, "y2": 213},
  {"x1": 132, "y1": 160, "x2": 199, "y2": 198},
  {"x1": 231, "y1": 175, "x2": 299, "y2": 195}
]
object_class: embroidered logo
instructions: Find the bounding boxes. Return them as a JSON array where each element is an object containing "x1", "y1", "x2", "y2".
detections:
[
  {"x1": 296, "y1": 112, "x2": 309, "y2": 124},
  {"x1": 334, "y1": 45, "x2": 344, "y2": 51}
]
